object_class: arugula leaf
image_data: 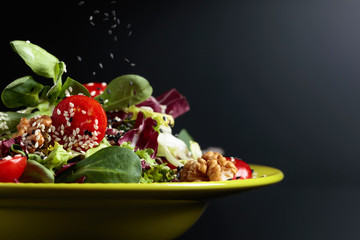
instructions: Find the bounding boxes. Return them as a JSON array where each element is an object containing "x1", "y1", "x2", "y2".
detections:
[
  {"x1": 95, "y1": 74, "x2": 153, "y2": 111},
  {"x1": 1, "y1": 76, "x2": 44, "y2": 108},
  {"x1": 56, "y1": 146, "x2": 142, "y2": 183}
]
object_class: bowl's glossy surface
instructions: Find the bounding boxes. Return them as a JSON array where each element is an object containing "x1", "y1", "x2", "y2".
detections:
[{"x1": 0, "y1": 164, "x2": 283, "y2": 240}]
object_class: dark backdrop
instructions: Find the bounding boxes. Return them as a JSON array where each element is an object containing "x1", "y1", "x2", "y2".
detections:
[{"x1": 2, "y1": 1, "x2": 360, "y2": 239}]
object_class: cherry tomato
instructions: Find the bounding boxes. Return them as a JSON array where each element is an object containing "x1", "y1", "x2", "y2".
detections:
[
  {"x1": 51, "y1": 95, "x2": 107, "y2": 152},
  {"x1": 0, "y1": 155, "x2": 27, "y2": 182},
  {"x1": 226, "y1": 157, "x2": 253, "y2": 180},
  {"x1": 83, "y1": 82, "x2": 107, "y2": 98}
]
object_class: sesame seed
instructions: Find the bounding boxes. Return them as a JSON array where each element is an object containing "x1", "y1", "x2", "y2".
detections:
[
  {"x1": 90, "y1": 21, "x2": 95, "y2": 26},
  {"x1": 111, "y1": 10, "x2": 116, "y2": 16},
  {"x1": 69, "y1": 87, "x2": 73, "y2": 92},
  {"x1": 55, "y1": 137, "x2": 61, "y2": 142},
  {"x1": 128, "y1": 31, "x2": 132, "y2": 37},
  {"x1": 87, "y1": 82, "x2": 94, "y2": 86},
  {"x1": 111, "y1": 24, "x2": 117, "y2": 29},
  {"x1": 36, "y1": 135, "x2": 41, "y2": 141},
  {"x1": 108, "y1": 29, "x2": 112, "y2": 35},
  {"x1": 69, "y1": 102, "x2": 74, "y2": 108},
  {"x1": 60, "y1": 130, "x2": 64, "y2": 136},
  {"x1": 67, "y1": 122, "x2": 71, "y2": 127},
  {"x1": 95, "y1": 119, "x2": 98, "y2": 125},
  {"x1": 65, "y1": 90, "x2": 70, "y2": 97},
  {"x1": 78, "y1": 1, "x2": 84, "y2": 6},
  {"x1": 73, "y1": 129, "x2": 77, "y2": 136},
  {"x1": 90, "y1": 91, "x2": 96, "y2": 96},
  {"x1": 76, "y1": 127, "x2": 80, "y2": 134},
  {"x1": 109, "y1": 52, "x2": 114, "y2": 59},
  {"x1": 99, "y1": 63, "x2": 103, "y2": 69},
  {"x1": 34, "y1": 141, "x2": 39, "y2": 148},
  {"x1": 89, "y1": 15, "x2": 93, "y2": 21},
  {"x1": 113, "y1": 35, "x2": 118, "y2": 42},
  {"x1": 57, "y1": 109, "x2": 61, "y2": 115},
  {"x1": 81, "y1": 110, "x2": 87, "y2": 114},
  {"x1": 94, "y1": 125, "x2": 99, "y2": 130},
  {"x1": 77, "y1": 56, "x2": 82, "y2": 62}
]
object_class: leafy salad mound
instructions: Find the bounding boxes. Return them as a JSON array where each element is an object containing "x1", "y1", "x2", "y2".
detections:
[{"x1": 0, "y1": 40, "x2": 252, "y2": 183}]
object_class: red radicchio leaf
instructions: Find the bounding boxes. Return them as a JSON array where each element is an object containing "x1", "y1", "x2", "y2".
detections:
[
  {"x1": 117, "y1": 112, "x2": 159, "y2": 158},
  {"x1": 136, "y1": 96, "x2": 163, "y2": 113},
  {"x1": 0, "y1": 136, "x2": 25, "y2": 158},
  {"x1": 156, "y1": 88, "x2": 190, "y2": 119}
]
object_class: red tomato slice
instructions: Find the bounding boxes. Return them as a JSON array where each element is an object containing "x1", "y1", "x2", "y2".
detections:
[
  {"x1": 225, "y1": 157, "x2": 253, "y2": 180},
  {"x1": 83, "y1": 82, "x2": 107, "y2": 98},
  {"x1": 51, "y1": 95, "x2": 107, "y2": 152},
  {"x1": 0, "y1": 155, "x2": 27, "y2": 182}
]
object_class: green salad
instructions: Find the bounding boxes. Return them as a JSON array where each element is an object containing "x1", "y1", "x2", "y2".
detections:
[{"x1": 0, "y1": 41, "x2": 252, "y2": 183}]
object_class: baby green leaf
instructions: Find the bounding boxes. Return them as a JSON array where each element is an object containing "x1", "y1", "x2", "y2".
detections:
[
  {"x1": 19, "y1": 160, "x2": 55, "y2": 183},
  {"x1": 57, "y1": 77, "x2": 90, "y2": 100},
  {"x1": 10, "y1": 40, "x2": 63, "y2": 80},
  {"x1": 1, "y1": 76, "x2": 44, "y2": 108},
  {"x1": 56, "y1": 146, "x2": 142, "y2": 183},
  {"x1": 95, "y1": 74, "x2": 153, "y2": 111}
]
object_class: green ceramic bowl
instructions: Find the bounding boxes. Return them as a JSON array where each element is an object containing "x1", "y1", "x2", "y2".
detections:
[{"x1": 0, "y1": 164, "x2": 283, "y2": 240}]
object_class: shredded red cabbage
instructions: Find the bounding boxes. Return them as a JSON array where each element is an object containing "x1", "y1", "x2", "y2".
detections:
[{"x1": 0, "y1": 136, "x2": 24, "y2": 158}]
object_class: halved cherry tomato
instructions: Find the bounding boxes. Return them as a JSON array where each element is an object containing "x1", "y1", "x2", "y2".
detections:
[
  {"x1": 226, "y1": 157, "x2": 252, "y2": 180},
  {"x1": 83, "y1": 82, "x2": 107, "y2": 98},
  {"x1": 51, "y1": 95, "x2": 107, "y2": 152},
  {"x1": 0, "y1": 155, "x2": 27, "y2": 182}
]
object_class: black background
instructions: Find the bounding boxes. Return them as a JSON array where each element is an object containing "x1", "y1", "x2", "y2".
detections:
[{"x1": 2, "y1": 1, "x2": 360, "y2": 239}]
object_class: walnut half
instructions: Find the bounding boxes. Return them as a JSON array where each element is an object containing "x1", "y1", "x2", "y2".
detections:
[{"x1": 179, "y1": 151, "x2": 237, "y2": 182}]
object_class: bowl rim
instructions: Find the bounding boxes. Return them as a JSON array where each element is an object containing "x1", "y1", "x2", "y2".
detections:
[{"x1": 0, "y1": 164, "x2": 284, "y2": 192}]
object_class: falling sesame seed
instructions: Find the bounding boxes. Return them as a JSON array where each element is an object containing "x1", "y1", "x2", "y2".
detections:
[
  {"x1": 130, "y1": 63, "x2": 136, "y2": 67},
  {"x1": 111, "y1": 24, "x2": 117, "y2": 29},
  {"x1": 108, "y1": 29, "x2": 112, "y2": 35},
  {"x1": 111, "y1": 10, "x2": 116, "y2": 16},
  {"x1": 117, "y1": 18, "x2": 120, "y2": 25},
  {"x1": 89, "y1": 15, "x2": 93, "y2": 21},
  {"x1": 78, "y1": 1, "x2": 85, "y2": 6},
  {"x1": 110, "y1": 52, "x2": 114, "y2": 59},
  {"x1": 90, "y1": 21, "x2": 95, "y2": 26},
  {"x1": 110, "y1": 0, "x2": 116, "y2": 4},
  {"x1": 93, "y1": 10, "x2": 100, "y2": 14},
  {"x1": 104, "y1": 12, "x2": 109, "y2": 17},
  {"x1": 99, "y1": 63, "x2": 103, "y2": 69},
  {"x1": 113, "y1": 36, "x2": 118, "y2": 42},
  {"x1": 77, "y1": 56, "x2": 82, "y2": 62},
  {"x1": 103, "y1": 17, "x2": 109, "y2": 21},
  {"x1": 128, "y1": 31, "x2": 132, "y2": 36},
  {"x1": 127, "y1": 23, "x2": 131, "y2": 28},
  {"x1": 92, "y1": 72, "x2": 96, "y2": 76},
  {"x1": 124, "y1": 58, "x2": 130, "y2": 63}
]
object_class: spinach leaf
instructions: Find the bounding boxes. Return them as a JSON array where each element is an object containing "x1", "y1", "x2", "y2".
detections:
[
  {"x1": 95, "y1": 74, "x2": 153, "y2": 111},
  {"x1": 19, "y1": 160, "x2": 55, "y2": 183},
  {"x1": 1, "y1": 76, "x2": 44, "y2": 108},
  {"x1": 57, "y1": 77, "x2": 90, "y2": 100},
  {"x1": 46, "y1": 61, "x2": 66, "y2": 103},
  {"x1": 10, "y1": 40, "x2": 63, "y2": 80},
  {"x1": 56, "y1": 146, "x2": 142, "y2": 183}
]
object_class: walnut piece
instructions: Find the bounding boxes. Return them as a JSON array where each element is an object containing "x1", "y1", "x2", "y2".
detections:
[
  {"x1": 179, "y1": 151, "x2": 237, "y2": 182},
  {"x1": 15, "y1": 115, "x2": 53, "y2": 153}
]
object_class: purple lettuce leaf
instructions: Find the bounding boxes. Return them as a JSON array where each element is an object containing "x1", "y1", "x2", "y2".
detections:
[
  {"x1": 156, "y1": 88, "x2": 190, "y2": 119},
  {"x1": 117, "y1": 112, "x2": 159, "y2": 158},
  {"x1": 0, "y1": 136, "x2": 24, "y2": 158},
  {"x1": 136, "y1": 96, "x2": 163, "y2": 113}
]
